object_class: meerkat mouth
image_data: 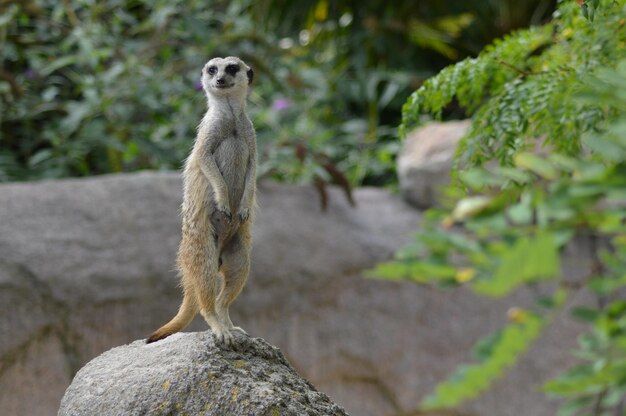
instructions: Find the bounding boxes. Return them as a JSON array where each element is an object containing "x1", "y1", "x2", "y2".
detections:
[{"x1": 215, "y1": 84, "x2": 234, "y2": 89}]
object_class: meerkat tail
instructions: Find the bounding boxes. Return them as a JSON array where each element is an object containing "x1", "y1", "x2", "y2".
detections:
[{"x1": 146, "y1": 293, "x2": 198, "y2": 343}]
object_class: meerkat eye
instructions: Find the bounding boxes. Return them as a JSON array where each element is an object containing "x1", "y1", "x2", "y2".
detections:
[
  {"x1": 207, "y1": 66, "x2": 217, "y2": 75},
  {"x1": 225, "y1": 64, "x2": 240, "y2": 76}
]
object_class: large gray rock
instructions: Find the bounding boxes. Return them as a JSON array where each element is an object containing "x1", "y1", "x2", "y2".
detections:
[
  {"x1": 58, "y1": 332, "x2": 347, "y2": 416},
  {"x1": 398, "y1": 120, "x2": 471, "y2": 208},
  {"x1": 0, "y1": 172, "x2": 590, "y2": 416}
]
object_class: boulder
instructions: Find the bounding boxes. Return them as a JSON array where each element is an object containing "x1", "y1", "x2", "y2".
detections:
[
  {"x1": 58, "y1": 332, "x2": 348, "y2": 416},
  {"x1": 397, "y1": 120, "x2": 471, "y2": 208}
]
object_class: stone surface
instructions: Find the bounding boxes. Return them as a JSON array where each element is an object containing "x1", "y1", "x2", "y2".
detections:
[
  {"x1": 397, "y1": 120, "x2": 471, "y2": 209},
  {"x1": 58, "y1": 332, "x2": 347, "y2": 416},
  {"x1": 0, "y1": 172, "x2": 591, "y2": 416}
]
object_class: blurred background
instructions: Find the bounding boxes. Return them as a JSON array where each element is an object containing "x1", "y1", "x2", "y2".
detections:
[
  {"x1": 5, "y1": 1, "x2": 626, "y2": 416},
  {"x1": 1, "y1": 0, "x2": 555, "y2": 188}
]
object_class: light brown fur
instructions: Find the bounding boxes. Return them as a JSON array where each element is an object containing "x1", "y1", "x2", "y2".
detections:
[{"x1": 147, "y1": 57, "x2": 256, "y2": 346}]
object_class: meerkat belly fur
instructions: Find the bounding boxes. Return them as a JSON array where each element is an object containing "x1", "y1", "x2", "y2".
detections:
[{"x1": 147, "y1": 57, "x2": 256, "y2": 346}]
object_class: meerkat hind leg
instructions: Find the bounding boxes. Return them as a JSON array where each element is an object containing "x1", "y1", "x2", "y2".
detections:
[
  {"x1": 216, "y1": 228, "x2": 251, "y2": 338},
  {"x1": 190, "y1": 255, "x2": 234, "y2": 346},
  {"x1": 196, "y1": 273, "x2": 233, "y2": 346}
]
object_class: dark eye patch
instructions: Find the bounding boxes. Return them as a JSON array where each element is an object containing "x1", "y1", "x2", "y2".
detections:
[
  {"x1": 207, "y1": 66, "x2": 217, "y2": 75},
  {"x1": 225, "y1": 64, "x2": 240, "y2": 76}
]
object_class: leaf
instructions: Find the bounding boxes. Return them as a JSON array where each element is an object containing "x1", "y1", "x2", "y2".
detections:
[
  {"x1": 537, "y1": 289, "x2": 569, "y2": 310},
  {"x1": 472, "y1": 330, "x2": 503, "y2": 361},
  {"x1": 460, "y1": 167, "x2": 504, "y2": 189},
  {"x1": 313, "y1": 0, "x2": 328, "y2": 21},
  {"x1": 472, "y1": 231, "x2": 560, "y2": 297},
  {"x1": 549, "y1": 154, "x2": 581, "y2": 172},
  {"x1": 496, "y1": 167, "x2": 533, "y2": 184},
  {"x1": 0, "y1": 4, "x2": 17, "y2": 27},
  {"x1": 421, "y1": 315, "x2": 544, "y2": 410},
  {"x1": 455, "y1": 267, "x2": 476, "y2": 283},
  {"x1": 365, "y1": 261, "x2": 411, "y2": 281},
  {"x1": 556, "y1": 396, "x2": 594, "y2": 416},
  {"x1": 366, "y1": 259, "x2": 457, "y2": 283},
  {"x1": 452, "y1": 196, "x2": 493, "y2": 220},
  {"x1": 582, "y1": 133, "x2": 626, "y2": 161},
  {"x1": 588, "y1": 274, "x2": 626, "y2": 295},
  {"x1": 514, "y1": 153, "x2": 558, "y2": 179},
  {"x1": 544, "y1": 364, "x2": 621, "y2": 396},
  {"x1": 506, "y1": 195, "x2": 533, "y2": 224},
  {"x1": 39, "y1": 55, "x2": 79, "y2": 76},
  {"x1": 59, "y1": 102, "x2": 92, "y2": 136},
  {"x1": 571, "y1": 307, "x2": 600, "y2": 322},
  {"x1": 28, "y1": 150, "x2": 53, "y2": 167},
  {"x1": 378, "y1": 82, "x2": 400, "y2": 110},
  {"x1": 408, "y1": 19, "x2": 460, "y2": 59}
]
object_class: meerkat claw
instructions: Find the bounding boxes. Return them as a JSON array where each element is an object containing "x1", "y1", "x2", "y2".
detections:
[
  {"x1": 214, "y1": 328, "x2": 235, "y2": 347},
  {"x1": 232, "y1": 326, "x2": 247, "y2": 335},
  {"x1": 219, "y1": 209, "x2": 232, "y2": 221}
]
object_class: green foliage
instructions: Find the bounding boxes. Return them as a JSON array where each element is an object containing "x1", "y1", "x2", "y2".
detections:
[
  {"x1": 1, "y1": 0, "x2": 256, "y2": 180},
  {"x1": 0, "y1": 0, "x2": 404, "y2": 188},
  {"x1": 544, "y1": 298, "x2": 626, "y2": 415},
  {"x1": 401, "y1": 0, "x2": 623, "y2": 166},
  {"x1": 250, "y1": 0, "x2": 555, "y2": 60},
  {"x1": 400, "y1": 24, "x2": 554, "y2": 133},
  {"x1": 581, "y1": 0, "x2": 601, "y2": 21},
  {"x1": 422, "y1": 313, "x2": 544, "y2": 410},
  {"x1": 0, "y1": 0, "x2": 554, "y2": 190},
  {"x1": 372, "y1": 0, "x2": 626, "y2": 413},
  {"x1": 471, "y1": 230, "x2": 560, "y2": 297}
]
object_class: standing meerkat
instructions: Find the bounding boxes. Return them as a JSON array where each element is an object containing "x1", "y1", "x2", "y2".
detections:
[{"x1": 147, "y1": 56, "x2": 256, "y2": 347}]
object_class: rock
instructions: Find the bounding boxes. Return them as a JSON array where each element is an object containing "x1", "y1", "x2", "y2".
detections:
[
  {"x1": 58, "y1": 332, "x2": 348, "y2": 416},
  {"x1": 397, "y1": 120, "x2": 471, "y2": 209},
  {"x1": 0, "y1": 172, "x2": 418, "y2": 416},
  {"x1": 0, "y1": 172, "x2": 591, "y2": 416}
]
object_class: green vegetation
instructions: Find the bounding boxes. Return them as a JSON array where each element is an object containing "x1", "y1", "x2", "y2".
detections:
[
  {"x1": 371, "y1": 0, "x2": 626, "y2": 413},
  {"x1": 0, "y1": 0, "x2": 552, "y2": 194}
]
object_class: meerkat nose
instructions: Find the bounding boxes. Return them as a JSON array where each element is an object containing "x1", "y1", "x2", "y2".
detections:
[{"x1": 216, "y1": 77, "x2": 226, "y2": 85}]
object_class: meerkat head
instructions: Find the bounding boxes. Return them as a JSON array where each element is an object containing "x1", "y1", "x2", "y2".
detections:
[{"x1": 201, "y1": 56, "x2": 253, "y2": 98}]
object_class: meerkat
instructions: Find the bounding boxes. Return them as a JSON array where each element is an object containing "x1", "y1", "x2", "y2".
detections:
[{"x1": 147, "y1": 56, "x2": 256, "y2": 347}]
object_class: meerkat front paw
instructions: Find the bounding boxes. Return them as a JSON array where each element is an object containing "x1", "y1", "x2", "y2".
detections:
[
  {"x1": 211, "y1": 209, "x2": 232, "y2": 240},
  {"x1": 216, "y1": 202, "x2": 232, "y2": 221},
  {"x1": 237, "y1": 207, "x2": 250, "y2": 222}
]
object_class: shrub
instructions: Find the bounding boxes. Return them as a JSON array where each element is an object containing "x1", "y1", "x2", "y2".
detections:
[{"x1": 371, "y1": 1, "x2": 626, "y2": 413}]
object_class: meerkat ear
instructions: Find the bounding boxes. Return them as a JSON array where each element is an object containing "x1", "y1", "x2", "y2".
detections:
[{"x1": 247, "y1": 68, "x2": 254, "y2": 85}]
